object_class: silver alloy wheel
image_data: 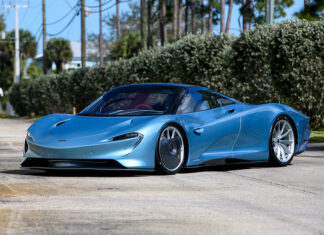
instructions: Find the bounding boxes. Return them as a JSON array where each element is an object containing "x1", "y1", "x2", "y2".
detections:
[
  {"x1": 159, "y1": 126, "x2": 185, "y2": 171},
  {"x1": 272, "y1": 119, "x2": 295, "y2": 163}
]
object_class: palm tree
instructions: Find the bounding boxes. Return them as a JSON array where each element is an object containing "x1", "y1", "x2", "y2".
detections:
[{"x1": 45, "y1": 38, "x2": 73, "y2": 74}]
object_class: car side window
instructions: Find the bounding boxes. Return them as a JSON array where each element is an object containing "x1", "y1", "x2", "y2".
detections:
[
  {"x1": 192, "y1": 90, "x2": 221, "y2": 112},
  {"x1": 217, "y1": 97, "x2": 235, "y2": 106},
  {"x1": 176, "y1": 89, "x2": 234, "y2": 114}
]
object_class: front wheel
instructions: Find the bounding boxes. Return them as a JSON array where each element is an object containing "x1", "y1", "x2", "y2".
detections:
[
  {"x1": 156, "y1": 125, "x2": 186, "y2": 174},
  {"x1": 269, "y1": 116, "x2": 296, "y2": 166}
]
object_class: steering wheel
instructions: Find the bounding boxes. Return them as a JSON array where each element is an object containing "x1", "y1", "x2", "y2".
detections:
[{"x1": 135, "y1": 104, "x2": 152, "y2": 110}]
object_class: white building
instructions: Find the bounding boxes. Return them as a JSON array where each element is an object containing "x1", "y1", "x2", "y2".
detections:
[{"x1": 35, "y1": 41, "x2": 99, "y2": 71}]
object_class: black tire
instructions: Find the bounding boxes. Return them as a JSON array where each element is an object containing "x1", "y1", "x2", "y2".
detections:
[
  {"x1": 269, "y1": 116, "x2": 297, "y2": 166},
  {"x1": 155, "y1": 124, "x2": 186, "y2": 175}
]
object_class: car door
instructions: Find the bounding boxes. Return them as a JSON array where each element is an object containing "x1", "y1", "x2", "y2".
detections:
[{"x1": 177, "y1": 88, "x2": 241, "y2": 166}]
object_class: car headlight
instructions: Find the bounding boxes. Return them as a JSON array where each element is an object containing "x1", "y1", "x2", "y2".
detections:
[
  {"x1": 26, "y1": 131, "x2": 35, "y2": 141},
  {"x1": 109, "y1": 132, "x2": 143, "y2": 141}
]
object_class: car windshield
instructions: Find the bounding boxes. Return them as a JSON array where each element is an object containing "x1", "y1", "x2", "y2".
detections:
[{"x1": 79, "y1": 86, "x2": 179, "y2": 116}]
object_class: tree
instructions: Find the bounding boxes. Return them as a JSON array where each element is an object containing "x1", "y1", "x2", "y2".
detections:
[
  {"x1": 45, "y1": 38, "x2": 72, "y2": 74},
  {"x1": 159, "y1": 0, "x2": 167, "y2": 45},
  {"x1": 191, "y1": 0, "x2": 197, "y2": 33},
  {"x1": 105, "y1": 2, "x2": 141, "y2": 39},
  {"x1": 225, "y1": 0, "x2": 234, "y2": 33},
  {"x1": 116, "y1": 0, "x2": 121, "y2": 38},
  {"x1": 141, "y1": 0, "x2": 148, "y2": 48},
  {"x1": 208, "y1": 0, "x2": 213, "y2": 32},
  {"x1": 201, "y1": 0, "x2": 206, "y2": 33},
  {"x1": 178, "y1": 0, "x2": 184, "y2": 35},
  {"x1": 220, "y1": 0, "x2": 225, "y2": 32},
  {"x1": 245, "y1": 0, "x2": 295, "y2": 27},
  {"x1": 7, "y1": 30, "x2": 37, "y2": 61},
  {"x1": 185, "y1": 0, "x2": 189, "y2": 32},
  {"x1": 295, "y1": 0, "x2": 324, "y2": 21},
  {"x1": 110, "y1": 32, "x2": 141, "y2": 60},
  {"x1": 0, "y1": 29, "x2": 37, "y2": 92},
  {"x1": 147, "y1": 0, "x2": 154, "y2": 47},
  {"x1": 87, "y1": 33, "x2": 110, "y2": 64},
  {"x1": 27, "y1": 61, "x2": 43, "y2": 80},
  {"x1": 0, "y1": 14, "x2": 5, "y2": 32},
  {"x1": 0, "y1": 14, "x2": 12, "y2": 95},
  {"x1": 172, "y1": 0, "x2": 178, "y2": 38}
]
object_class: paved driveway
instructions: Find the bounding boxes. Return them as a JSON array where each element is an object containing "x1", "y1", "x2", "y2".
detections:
[{"x1": 0, "y1": 118, "x2": 323, "y2": 234}]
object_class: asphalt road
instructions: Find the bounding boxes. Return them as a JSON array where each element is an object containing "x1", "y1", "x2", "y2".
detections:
[{"x1": 0, "y1": 118, "x2": 324, "y2": 235}]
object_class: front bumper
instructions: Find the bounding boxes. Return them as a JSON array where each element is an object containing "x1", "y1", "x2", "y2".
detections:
[
  {"x1": 21, "y1": 157, "x2": 154, "y2": 171},
  {"x1": 22, "y1": 134, "x2": 156, "y2": 170}
]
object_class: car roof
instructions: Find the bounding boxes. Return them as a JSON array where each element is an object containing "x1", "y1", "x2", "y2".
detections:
[
  {"x1": 118, "y1": 83, "x2": 200, "y2": 89},
  {"x1": 110, "y1": 83, "x2": 239, "y2": 103}
]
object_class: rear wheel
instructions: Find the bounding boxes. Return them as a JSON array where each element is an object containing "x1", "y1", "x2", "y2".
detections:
[
  {"x1": 156, "y1": 125, "x2": 185, "y2": 174},
  {"x1": 269, "y1": 116, "x2": 296, "y2": 166}
]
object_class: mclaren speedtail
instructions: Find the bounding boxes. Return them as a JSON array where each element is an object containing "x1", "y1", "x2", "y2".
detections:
[{"x1": 22, "y1": 83, "x2": 311, "y2": 174}]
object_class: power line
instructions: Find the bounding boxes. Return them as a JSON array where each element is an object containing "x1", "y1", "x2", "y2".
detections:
[
  {"x1": 36, "y1": 29, "x2": 42, "y2": 44},
  {"x1": 46, "y1": 2, "x2": 79, "y2": 25},
  {"x1": 46, "y1": 8, "x2": 80, "y2": 36},
  {"x1": 87, "y1": 0, "x2": 127, "y2": 14},
  {"x1": 84, "y1": 0, "x2": 112, "y2": 9},
  {"x1": 34, "y1": 24, "x2": 42, "y2": 38}
]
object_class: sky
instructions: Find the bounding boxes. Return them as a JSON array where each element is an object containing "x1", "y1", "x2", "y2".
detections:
[{"x1": 1, "y1": 0, "x2": 305, "y2": 55}]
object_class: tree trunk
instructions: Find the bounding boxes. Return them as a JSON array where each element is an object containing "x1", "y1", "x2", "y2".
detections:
[
  {"x1": 140, "y1": 0, "x2": 147, "y2": 49},
  {"x1": 159, "y1": 0, "x2": 167, "y2": 45},
  {"x1": 116, "y1": 0, "x2": 121, "y2": 38},
  {"x1": 99, "y1": 0, "x2": 103, "y2": 65},
  {"x1": 220, "y1": 0, "x2": 225, "y2": 33},
  {"x1": 242, "y1": 0, "x2": 247, "y2": 33},
  {"x1": 201, "y1": 0, "x2": 205, "y2": 33},
  {"x1": 225, "y1": 0, "x2": 233, "y2": 33},
  {"x1": 185, "y1": 0, "x2": 189, "y2": 33},
  {"x1": 147, "y1": 0, "x2": 153, "y2": 47},
  {"x1": 191, "y1": 0, "x2": 196, "y2": 34},
  {"x1": 42, "y1": 0, "x2": 47, "y2": 74},
  {"x1": 208, "y1": 0, "x2": 213, "y2": 33},
  {"x1": 178, "y1": 0, "x2": 183, "y2": 36},
  {"x1": 173, "y1": 0, "x2": 178, "y2": 38},
  {"x1": 56, "y1": 61, "x2": 63, "y2": 74}
]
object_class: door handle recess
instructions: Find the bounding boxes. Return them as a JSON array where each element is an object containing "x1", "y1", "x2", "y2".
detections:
[
  {"x1": 194, "y1": 128, "x2": 204, "y2": 135},
  {"x1": 227, "y1": 109, "x2": 235, "y2": 114}
]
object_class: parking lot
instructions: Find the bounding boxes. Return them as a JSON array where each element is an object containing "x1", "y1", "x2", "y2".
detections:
[{"x1": 0, "y1": 118, "x2": 324, "y2": 234}]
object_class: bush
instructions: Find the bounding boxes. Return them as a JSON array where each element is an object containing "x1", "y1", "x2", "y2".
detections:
[
  {"x1": 231, "y1": 24, "x2": 279, "y2": 103},
  {"x1": 9, "y1": 20, "x2": 324, "y2": 128},
  {"x1": 270, "y1": 21, "x2": 324, "y2": 128}
]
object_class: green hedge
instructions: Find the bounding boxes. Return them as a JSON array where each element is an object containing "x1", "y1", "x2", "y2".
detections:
[{"x1": 9, "y1": 20, "x2": 324, "y2": 128}]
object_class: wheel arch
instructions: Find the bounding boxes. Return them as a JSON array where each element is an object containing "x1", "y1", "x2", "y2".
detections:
[
  {"x1": 161, "y1": 122, "x2": 190, "y2": 167},
  {"x1": 268, "y1": 114, "x2": 299, "y2": 163},
  {"x1": 273, "y1": 114, "x2": 298, "y2": 146}
]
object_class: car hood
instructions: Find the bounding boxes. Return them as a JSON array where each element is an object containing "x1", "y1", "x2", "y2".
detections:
[{"x1": 27, "y1": 114, "x2": 158, "y2": 147}]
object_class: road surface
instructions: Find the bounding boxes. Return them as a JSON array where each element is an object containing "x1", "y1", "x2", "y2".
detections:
[{"x1": 0, "y1": 118, "x2": 323, "y2": 234}]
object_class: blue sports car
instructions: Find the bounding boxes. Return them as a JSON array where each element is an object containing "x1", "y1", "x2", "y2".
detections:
[{"x1": 22, "y1": 83, "x2": 311, "y2": 174}]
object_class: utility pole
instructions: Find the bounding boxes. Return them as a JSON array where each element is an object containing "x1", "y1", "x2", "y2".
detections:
[
  {"x1": 42, "y1": 0, "x2": 47, "y2": 74},
  {"x1": 81, "y1": 0, "x2": 86, "y2": 68},
  {"x1": 3, "y1": 4, "x2": 29, "y2": 116},
  {"x1": 266, "y1": 0, "x2": 274, "y2": 24},
  {"x1": 99, "y1": 0, "x2": 103, "y2": 65}
]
